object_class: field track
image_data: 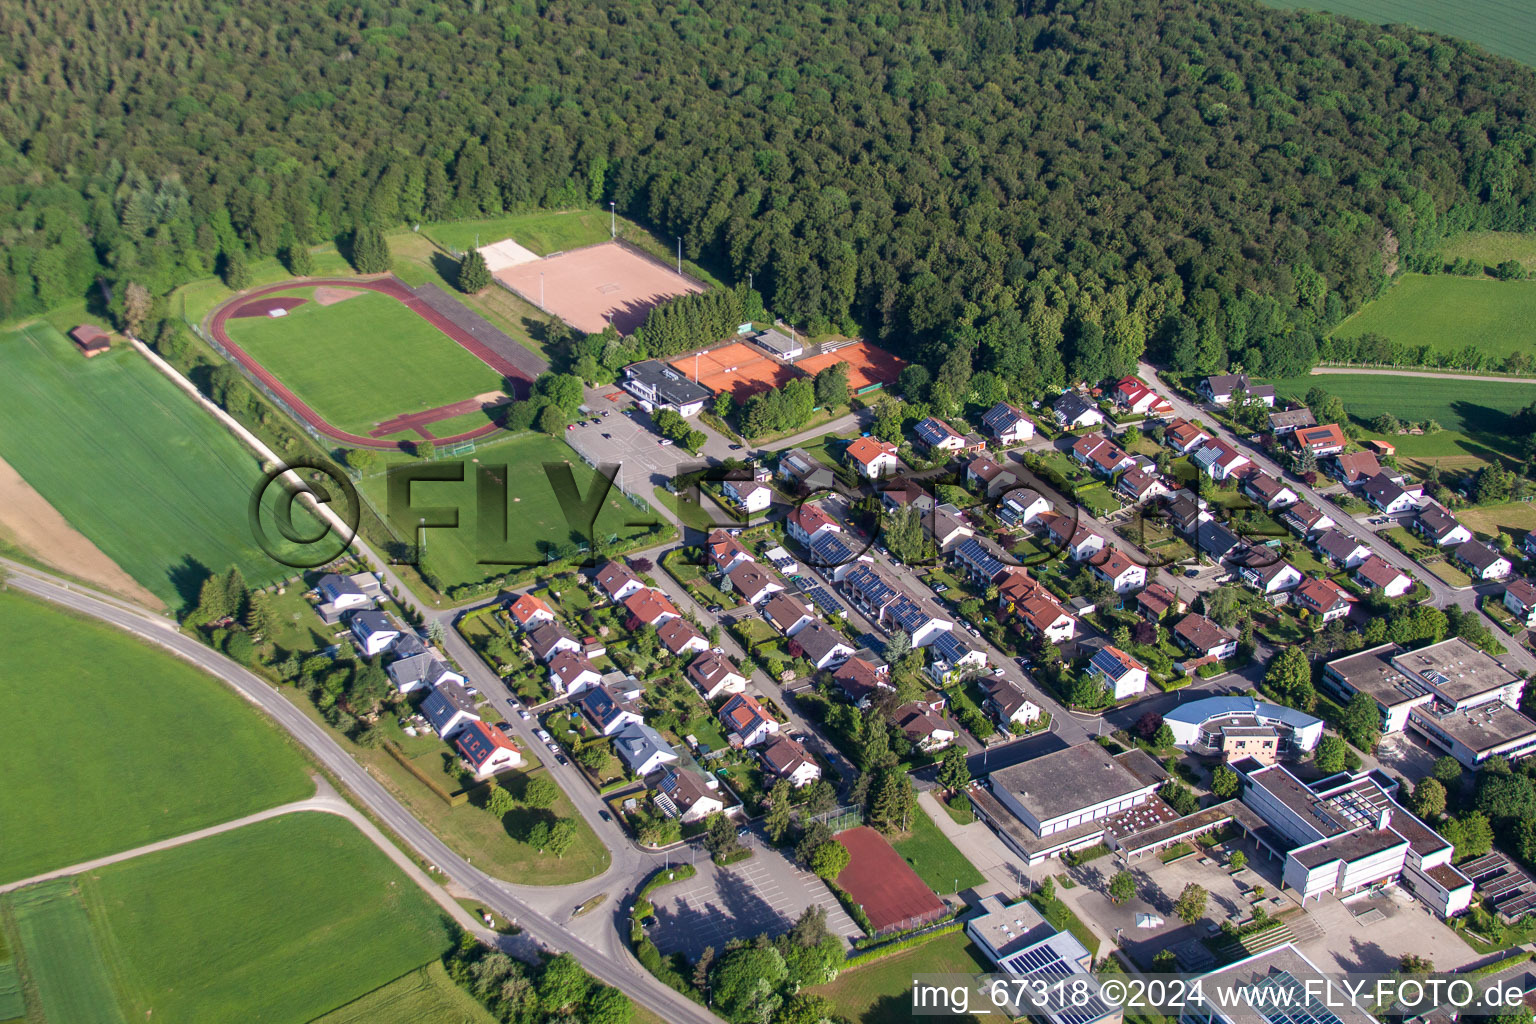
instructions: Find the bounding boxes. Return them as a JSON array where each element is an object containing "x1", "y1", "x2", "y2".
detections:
[
  {"x1": 209, "y1": 276, "x2": 536, "y2": 449},
  {"x1": 1312, "y1": 366, "x2": 1536, "y2": 384}
]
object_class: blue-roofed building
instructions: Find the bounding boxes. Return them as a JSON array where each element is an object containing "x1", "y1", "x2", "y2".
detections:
[
  {"x1": 953, "y1": 536, "x2": 1010, "y2": 584},
  {"x1": 927, "y1": 629, "x2": 987, "y2": 686},
  {"x1": 809, "y1": 531, "x2": 870, "y2": 581},
  {"x1": 842, "y1": 564, "x2": 900, "y2": 616},
  {"x1": 989, "y1": 931, "x2": 1119, "y2": 1024},
  {"x1": 887, "y1": 594, "x2": 952, "y2": 647},
  {"x1": 349, "y1": 609, "x2": 400, "y2": 656},
  {"x1": 802, "y1": 585, "x2": 846, "y2": 618},
  {"x1": 1161, "y1": 695, "x2": 1323, "y2": 761},
  {"x1": 981, "y1": 402, "x2": 1035, "y2": 445},
  {"x1": 613, "y1": 722, "x2": 679, "y2": 777},
  {"x1": 421, "y1": 681, "x2": 480, "y2": 740},
  {"x1": 914, "y1": 415, "x2": 965, "y2": 452},
  {"x1": 577, "y1": 684, "x2": 644, "y2": 736},
  {"x1": 1085, "y1": 645, "x2": 1148, "y2": 700}
]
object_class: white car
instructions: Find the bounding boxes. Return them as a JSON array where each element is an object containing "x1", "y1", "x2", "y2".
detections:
[
  {"x1": 547, "y1": 743, "x2": 560, "y2": 754},
  {"x1": 536, "y1": 729, "x2": 551, "y2": 742},
  {"x1": 519, "y1": 710, "x2": 531, "y2": 720}
]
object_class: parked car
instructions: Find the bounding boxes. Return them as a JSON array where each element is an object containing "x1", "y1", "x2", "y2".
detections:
[
  {"x1": 1184, "y1": 568, "x2": 1200, "y2": 578},
  {"x1": 599, "y1": 810, "x2": 611, "y2": 822},
  {"x1": 556, "y1": 755, "x2": 568, "y2": 765},
  {"x1": 519, "y1": 711, "x2": 531, "y2": 720},
  {"x1": 536, "y1": 729, "x2": 551, "y2": 741},
  {"x1": 658, "y1": 438, "x2": 673, "y2": 446},
  {"x1": 566, "y1": 424, "x2": 575, "y2": 431},
  {"x1": 729, "y1": 444, "x2": 743, "y2": 451}
]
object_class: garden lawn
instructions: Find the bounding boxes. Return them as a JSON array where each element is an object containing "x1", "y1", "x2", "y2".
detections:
[
  {"x1": 807, "y1": 930, "x2": 991, "y2": 1024},
  {"x1": 1260, "y1": 0, "x2": 1536, "y2": 69},
  {"x1": 1265, "y1": 371, "x2": 1534, "y2": 463},
  {"x1": 0, "y1": 590, "x2": 311, "y2": 885},
  {"x1": 77, "y1": 813, "x2": 451, "y2": 1024},
  {"x1": 1459, "y1": 502, "x2": 1536, "y2": 544},
  {"x1": 357, "y1": 432, "x2": 664, "y2": 589},
  {"x1": 308, "y1": 961, "x2": 497, "y2": 1024},
  {"x1": 2, "y1": 881, "x2": 124, "y2": 1024},
  {"x1": 654, "y1": 485, "x2": 720, "y2": 532},
  {"x1": 1327, "y1": 274, "x2": 1536, "y2": 366},
  {"x1": 0, "y1": 323, "x2": 325, "y2": 607},
  {"x1": 891, "y1": 804, "x2": 986, "y2": 895},
  {"x1": 221, "y1": 287, "x2": 506, "y2": 435}
]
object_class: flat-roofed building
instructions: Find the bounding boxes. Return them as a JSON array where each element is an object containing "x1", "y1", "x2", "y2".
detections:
[
  {"x1": 1322, "y1": 643, "x2": 1429, "y2": 734},
  {"x1": 982, "y1": 745, "x2": 1161, "y2": 860},
  {"x1": 1182, "y1": 945, "x2": 1380, "y2": 1024}
]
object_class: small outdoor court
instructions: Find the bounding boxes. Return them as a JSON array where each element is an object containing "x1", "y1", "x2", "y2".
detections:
[{"x1": 491, "y1": 240, "x2": 704, "y2": 334}]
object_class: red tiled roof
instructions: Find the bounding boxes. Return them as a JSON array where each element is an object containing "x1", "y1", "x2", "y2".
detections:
[
  {"x1": 847, "y1": 436, "x2": 897, "y2": 466},
  {"x1": 509, "y1": 592, "x2": 553, "y2": 626},
  {"x1": 624, "y1": 587, "x2": 680, "y2": 623}
]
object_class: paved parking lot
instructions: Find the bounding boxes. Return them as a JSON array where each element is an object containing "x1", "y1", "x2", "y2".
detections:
[{"x1": 649, "y1": 841, "x2": 861, "y2": 960}]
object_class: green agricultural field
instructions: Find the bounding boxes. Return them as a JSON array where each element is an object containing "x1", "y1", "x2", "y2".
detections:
[
  {"x1": 0, "y1": 591, "x2": 312, "y2": 885},
  {"x1": 3, "y1": 882, "x2": 125, "y2": 1024},
  {"x1": 221, "y1": 287, "x2": 506, "y2": 435},
  {"x1": 423, "y1": 210, "x2": 614, "y2": 255},
  {"x1": 79, "y1": 813, "x2": 452, "y2": 1024},
  {"x1": 891, "y1": 805, "x2": 986, "y2": 895},
  {"x1": 808, "y1": 930, "x2": 990, "y2": 1024},
  {"x1": 1441, "y1": 232, "x2": 1536, "y2": 273},
  {"x1": 1266, "y1": 372, "x2": 1535, "y2": 466},
  {"x1": 1328, "y1": 274, "x2": 1536, "y2": 365},
  {"x1": 0, "y1": 323, "x2": 324, "y2": 607},
  {"x1": 359, "y1": 432, "x2": 665, "y2": 589},
  {"x1": 1261, "y1": 0, "x2": 1536, "y2": 68},
  {"x1": 309, "y1": 962, "x2": 497, "y2": 1024}
]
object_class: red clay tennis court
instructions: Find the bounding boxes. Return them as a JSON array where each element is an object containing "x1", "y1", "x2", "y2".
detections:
[
  {"x1": 668, "y1": 341, "x2": 804, "y2": 401},
  {"x1": 493, "y1": 240, "x2": 704, "y2": 335},
  {"x1": 834, "y1": 826, "x2": 947, "y2": 935},
  {"x1": 797, "y1": 339, "x2": 906, "y2": 394}
]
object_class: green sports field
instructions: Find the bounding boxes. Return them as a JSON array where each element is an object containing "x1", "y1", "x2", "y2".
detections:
[
  {"x1": 88, "y1": 814, "x2": 450, "y2": 1023},
  {"x1": 1328, "y1": 274, "x2": 1536, "y2": 365},
  {"x1": 1262, "y1": 0, "x2": 1536, "y2": 67},
  {"x1": 359, "y1": 432, "x2": 664, "y2": 588},
  {"x1": 221, "y1": 287, "x2": 507, "y2": 436},
  {"x1": 0, "y1": 590, "x2": 312, "y2": 885},
  {"x1": 0, "y1": 323, "x2": 323, "y2": 607}
]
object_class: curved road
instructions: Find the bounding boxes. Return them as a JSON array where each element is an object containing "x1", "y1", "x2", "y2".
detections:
[{"x1": 3, "y1": 561, "x2": 725, "y2": 1024}]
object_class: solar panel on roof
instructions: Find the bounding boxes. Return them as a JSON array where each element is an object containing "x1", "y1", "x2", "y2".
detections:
[
  {"x1": 997, "y1": 940, "x2": 1115, "y2": 1024},
  {"x1": 804, "y1": 586, "x2": 845, "y2": 616}
]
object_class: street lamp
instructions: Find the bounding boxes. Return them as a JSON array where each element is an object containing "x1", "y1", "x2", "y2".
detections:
[{"x1": 610, "y1": 201, "x2": 616, "y2": 238}]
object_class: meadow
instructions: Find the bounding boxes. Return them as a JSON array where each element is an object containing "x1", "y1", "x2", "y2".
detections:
[
  {"x1": 309, "y1": 962, "x2": 496, "y2": 1024},
  {"x1": 1328, "y1": 274, "x2": 1536, "y2": 365},
  {"x1": 79, "y1": 813, "x2": 452, "y2": 1024},
  {"x1": 0, "y1": 322, "x2": 321, "y2": 607},
  {"x1": 359, "y1": 432, "x2": 664, "y2": 589},
  {"x1": 1266, "y1": 371, "x2": 1535, "y2": 468},
  {"x1": 221, "y1": 286, "x2": 507, "y2": 436},
  {"x1": 1441, "y1": 232, "x2": 1536, "y2": 273},
  {"x1": 890, "y1": 807, "x2": 986, "y2": 896},
  {"x1": 807, "y1": 929, "x2": 990, "y2": 1024},
  {"x1": 2, "y1": 882, "x2": 124, "y2": 1024},
  {"x1": 423, "y1": 209, "x2": 614, "y2": 255},
  {"x1": 1261, "y1": 0, "x2": 1536, "y2": 67},
  {"x1": 0, "y1": 590, "x2": 312, "y2": 885}
]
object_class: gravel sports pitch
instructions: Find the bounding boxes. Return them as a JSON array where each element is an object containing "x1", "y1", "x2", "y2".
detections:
[
  {"x1": 833, "y1": 826, "x2": 947, "y2": 935},
  {"x1": 491, "y1": 239, "x2": 705, "y2": 334}
]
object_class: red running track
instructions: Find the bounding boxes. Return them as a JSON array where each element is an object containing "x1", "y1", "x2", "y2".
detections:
[{"x1": 208, "y1": 276, "x2": 530, "y2": 450}]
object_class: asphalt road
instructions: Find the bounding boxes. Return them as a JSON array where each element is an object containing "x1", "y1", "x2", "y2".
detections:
[{"x1": 3, "y1": 561, "x2": 727, "y2": 1024}]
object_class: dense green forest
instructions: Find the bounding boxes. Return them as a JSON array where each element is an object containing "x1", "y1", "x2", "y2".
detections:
[{"x1": 3, "y1": 0, "x2": 1535, "y2": 388}]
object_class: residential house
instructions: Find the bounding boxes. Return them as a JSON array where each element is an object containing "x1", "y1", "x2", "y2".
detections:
[
  {"x1": 833, "y1": 655, "x2": 893, "y2": 705},
  {"x1": 983, "y1": 677, "x2": 1041, "y2": 729},
  {"x1": 727, "y1": 562, "x2": 784, "y2": 606},
  {"x1": 1238, "y1": 555, "x2": 1305, "y2": 599},
  {"x1": 1313, "y1": 530, "x2": 1372, "y2": 569},
  {"x1": 999, "y1": 488, "x2": 1052, "y2": 528},
  {"x1": 954, "y1": 536, "x2": 1013, "y2": 585},
  {"x1": 884, "y1": 594, "x2": 954, "y2": 648},
  {"x1": 1353, "y1": 555, "x2": 1413, "y2": 598},
  {"x1": 759, "y1": 735, "x2": 821, "y2": 787},
  {"x1": 508, "y1": 592, "x2": 555, "y2": 631},
  {"x1": 1280, "y1": 501, "x2": 1335, "y2": 539},
  {"x1": 1293, "y1": 424, "x2": 1348, "y2": 459},
  {"x1": 763, "y1": 592, "x2": 817, "y2": 636},
  {"x1": 1018, "y1": 592, "x2": 1077, "y2": 644},
  {"x1": 349, "y1": 610, "x2": 400, "y2": 656},
  {"x1": 1242, "y1": 472, "x2": 1299, "y2": 510},
  {"x1": 721, "y1": 475, "x2": 772, "y2": 514},
  {"x1": 706, "y1": 529, "x2": 755, "y2": 574},
  {"x1": 1196, "y1": 520, "x2": 1243, "y2": 563},
  {"x1": 778, "y1": 448, "x2": 836, "y2": 494},
  {"x1": 1090, "y1": 547, "x2": 1146, "y2": 594},
  {"x1": 1294, "y1": 577, "x2": 1356, "y2": 623},
  {"x1": 1328, "y1": 451, "x2": 1381, "y2": 487},
  {"x1": 846, "y1": 436, "x2": 900, "y2": 478},
  {"x1": 654, "y1": 768, "x2": 725, "y2": 823},
  {"x1": 1414, "y1": 504, "x2": 1473, "y2": 548},
  {"x1": 879, "y1": 477, "x2": 934, "y2": 514},
  {"x1": 1053, "y1": 392, "x2": 1105, "y2": 430},
  {"x1": 387, "y1": 653, "x2": 464, "y2": 695},
  {"x1": 1455, "y1": 540, "x2": 1512, "y2": 581},
  {"x1": 421, "y1": 681, "x2": 480, "y2": 740},
  {"x1": 927, "y1": 504, "x2": 975, "y2": 552},
  {"x1": 1503, "y1": 579, "x2": 1536, "y2": 629},
  {"x1": 967, "y1": 455, "x2": 1020, "y2": 497},
  {"x1": 316, "y1": 572, "x2": 371, "y2": 612},
  {"x1": 624, "y1": 587, "x2": 682, "y2": 627},
  {"x1": 895, "y1": 702, "x2": 957, "y2": 751},
  {"x1": 1361, "y1": 472, "x2": 1423, "y2": 516},
  {"x1": 1086, "y1": 645, "x2": 1149, "y2": 700},
  {"x1": 1174, "y1": 613, "x2": 1238, "y2": 660},
  {"x1": 454, "y1": 721, "x2": 522, "y2": 779},
  {"x1": 787, "y1": 503, "x2": 841, "y2": 547},
  {"x1": 1136, "y1": 581, "x2": 1185, "y2": 620},
  {"x1": 658, "y1": 617, "x2": 709, "y2": 656},
  {"x1": 622, "y1": 360, "x2": 710, "y2": 416},
  {"x1": 926, "y1": 629, "x2": 988, "y2": 686},
  {"x1": 1112, "y1": 375, "x2": 1172, "y2": 416},
  {"x1": 1039, "y1": 511, "x2": 1104, "y2": 561},
  {"x1": 997, "y1": 569, "x2": 1045, "y2": 611},
  {"x1": 1200, "y1": 373, "x2": 1275, "y2": 406},
  {"x1": 1164, "y1": 419, "x2": 1212, "y2": 455},
  {"x1": 1192, "y1": 438, "x2": 1251, "y2": 481},
  {"x1": 527, "y1": 621, "x2": 581, "y2": 663},
  {"x1": 914, "y1": 416, "x2": 967, "y2": 453},
  {"x1": 1267, "y1": 407, "x2": 1316, "y2": 436},
  {"x1": 720, "y1": 692, "x2": 780, "y2": 747},
  {"x1": 1116, "y1": 465, "x2": 1170, "y2": 504},
  {"x1": 795, "y1": 620, "x2": 856, "y2": 670},
  {"x1": 1071, "y1": 435, "x2": 1134, "y2": 478},
  {"x1": 613, "y1": 722, "x2": 679, "y2": 777},
  {"x1": 1525, "y1": 533, "x2": 1536, "y2": 562},
  {"x1": 687, "y1": 651, "x2": 748, "y2": 699},
  {"x1": 1162, "y1": 493, "x2": 1202, "y2": 534},
  {"x1": 548, "y1": 649, "x2": 603, "y2": 696},
  {"x1": 595, "y1": 560, "x2": 646, "y2": 603},
  {"x1": 981, "y1": 401, "x2": 1035, "y2": 444},
  {"x1": 578, "y1": 685, "x2": 644, "y2": 736}
]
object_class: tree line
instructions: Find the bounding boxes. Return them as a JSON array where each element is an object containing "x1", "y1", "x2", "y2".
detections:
[{"x1": 1, "y1": 0, "x2": 1535, "y2": 392}]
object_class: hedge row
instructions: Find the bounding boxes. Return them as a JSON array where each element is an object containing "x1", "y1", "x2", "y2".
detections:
[{"x1": 842, "y1": 921, "x2": 965, "y2": 969}]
